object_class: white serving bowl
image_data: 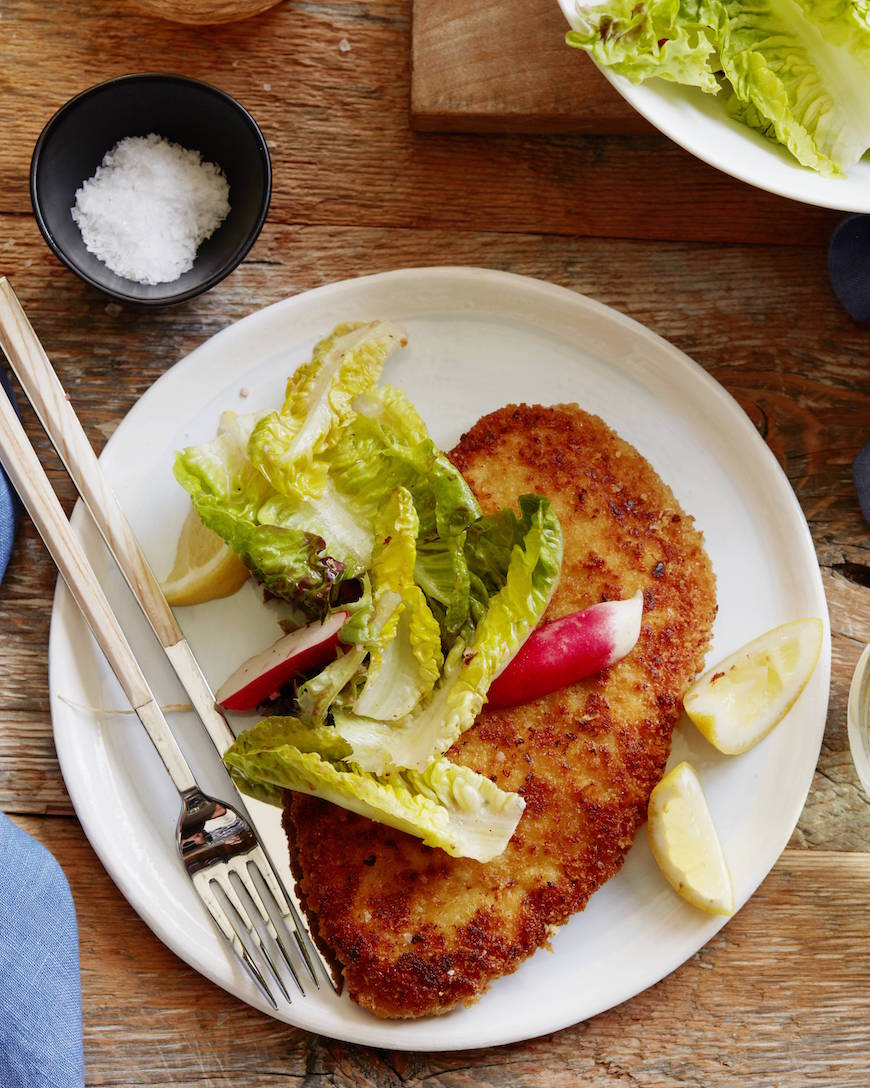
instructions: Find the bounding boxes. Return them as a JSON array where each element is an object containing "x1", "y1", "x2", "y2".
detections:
[
  {"x1": 848, "y1": 643, "x2": 870, "y2": 798},
  {"x1": 556, "y1": 0, "x2": 870, "y2": 212}
]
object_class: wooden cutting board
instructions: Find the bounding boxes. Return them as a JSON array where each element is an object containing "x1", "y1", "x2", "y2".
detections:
[{"x1": 411, "y1": 0, "x2": 653, "y2": 134}]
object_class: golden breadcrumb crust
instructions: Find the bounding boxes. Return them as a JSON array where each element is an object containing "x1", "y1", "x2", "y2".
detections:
[{"x1": 284, "y1": 403, "x2": 717, "y2": 1018}]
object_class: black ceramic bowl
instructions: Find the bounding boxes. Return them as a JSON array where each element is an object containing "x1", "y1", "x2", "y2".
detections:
[{"x1": 30, "y1": 74, "x2": 271, "y2": 305}]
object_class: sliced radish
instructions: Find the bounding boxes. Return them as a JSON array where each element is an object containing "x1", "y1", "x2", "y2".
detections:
[
  {"x1": 216, "y1": 611, "x2": 348, "y2": 712},
  {"x1": 486, "y1": 591, "x2": 643, "y2": 710}
]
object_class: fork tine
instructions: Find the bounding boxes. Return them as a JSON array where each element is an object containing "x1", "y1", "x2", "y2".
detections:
[
  {"x1": 194, "y1": 873, "x2": 278, "y2": 1010},
  {"x1": 237, "y1": 940, "x2": 281, "y2": 1010},
  {"x1": 243, "y1": 868, "x2": 308, "y2": 995},
  {"x1": 227, "y1": 858, "x2": 304, "y2": 996},
  {"x1": 216, "y1": 871, "x2": 293, "y2": 1004},
  {"x1": 249, "y1": 846, "x2": 332, "y2": 992}
]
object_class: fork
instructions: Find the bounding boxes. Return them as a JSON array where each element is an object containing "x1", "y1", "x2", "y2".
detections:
[
  {"x1": 0, "y1": 277, "x2": 334, "y2": 996},
  {"x1": 0, "y1": 306, "x2": 314, "y2": 1011}
]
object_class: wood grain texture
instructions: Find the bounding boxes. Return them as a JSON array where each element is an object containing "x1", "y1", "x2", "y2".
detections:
[
  {"x1": 411, "y1": 0, "x2": 651, "y2": 134},
  {"x1": 0, "y1": 277, "x2": 184, "y2": 649},
  {"x1": 128, "y1": 0, "x2": 282, "y2": 23},
  {"x1": 11, "y1": 813, "x2": 870, "y2": 1088},
  {"x1": 0, "y1": 365, "x2": 158, "y2": 707},
  {"x1": 1, "y1": 0, "x2": 869, "y2": 1081},
  {"x1": 0, "y1": 0, "x2": 841, "y2": 245},
  {"x1": 0, "y1": 218, "x2": 868, "y2": 830}
]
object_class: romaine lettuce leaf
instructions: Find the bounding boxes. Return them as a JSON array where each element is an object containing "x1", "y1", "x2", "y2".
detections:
[
  {"x1": 256, "y1": 481, "x2": 374, "y2": 570},
  {"x1": 174, "y1": 409, "x2": 273, "y2": 520},
  {"x1": 566, "y1": 0, "x2": 721, "y2": 93},
  {"x1": 223, "y1": 716, "x2": 525, "y2": 862},
  {"x1": 566, "y1": 0, "x2": 870, "y2": 174},
  {"x1": 295, "y1": 644, "x2": 367, "y2": 723},
  {"x1": 326, "y1": 385, "x2": 481, "y2": 539},
  {"x1": 247, "y1": 321, "x2": 407, "y2": 499},
  {"x1": 414, "y1": 532, "x2": 473, "y2": 643},
  {"x1": 353, "y1": 488, "x2": 443, "y2": 721},
  {"x1": 174, "y1": 418, "x2": 354, "y2": 615},
  {"x1": 716, "y1": 0, "x2": 870, "y2": 175},
  {"x1": 191, "y1": 501, "x2": 349, "y2": 614},
  {"x1": 333, "y1": 495, "x2": 564, "y2": 773},
  {"x1": 175, "y1": 450, "x2": 373, "y2": 618},
  {"x1": 326, "y1": 386, "x2": 480, "y2": 645},
  {"x1": 173, "y1": 322, "x2": 487, "y2": 629}
]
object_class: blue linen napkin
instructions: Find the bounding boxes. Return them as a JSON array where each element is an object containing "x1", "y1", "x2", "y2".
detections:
[
  {"x1": 0, "y1": 815, "x2": 85, "y2": 1088},
  {"x1": 0, "y1": 368, "x2": 85, "y2": 1088},
  {"x1": 0, "y1": 368, "x2": 19, "y2": 583},
  {"x1": 828, "y1": 218, "x2": 870, "y2": 525},
  {"x1": 856, "y1": 442, "x2": 870, "y2": 527},
  {"x1": 829, "y1": 214, "x2": 870, "y2": 323}
]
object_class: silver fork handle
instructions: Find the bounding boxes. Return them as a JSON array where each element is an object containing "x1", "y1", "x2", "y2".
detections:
[
  {"x1": 137, "y1": 701, "x2": 198, "y2": 794},
  {"x1": 0, "y1": 378, "x2": 197, "y2": 797}
]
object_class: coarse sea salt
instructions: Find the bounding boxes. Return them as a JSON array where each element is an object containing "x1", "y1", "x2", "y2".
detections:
[{"x1": 71, "y1": 133, "x2": 230, "y2": 286}]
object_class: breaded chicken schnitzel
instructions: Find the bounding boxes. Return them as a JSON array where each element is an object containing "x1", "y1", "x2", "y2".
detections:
[{"x1": 283, "y1": 403, "x2": 717, "y2": 1018}]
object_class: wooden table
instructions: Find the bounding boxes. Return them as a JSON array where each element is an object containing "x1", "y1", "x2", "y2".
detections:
[{"x1": 1, "y1": 1, "x2": 869, "y2": 1084}]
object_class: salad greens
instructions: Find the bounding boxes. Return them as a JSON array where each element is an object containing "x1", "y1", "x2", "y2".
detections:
[
  {"x1": 224, "y1": 716, "x2": 525, "y2": 863},
  {"x1": 248, "y1": 321, "x2": 406, "y2": 499},
  {"x1": 175, "y1": 324, "x2": 481, "y2": 621},
  {"x1": 352, "y1": 487, "x2": 444, "y2": 722},
  {"x1": 174, "y1": 321, "x2": 564, "y2": 860},
  {"x1": 332, "y1": 495, "x2": 563, "y2": 774},
  {"x1": 565, "y1": 0, "x2": 870, "y2": 175}
]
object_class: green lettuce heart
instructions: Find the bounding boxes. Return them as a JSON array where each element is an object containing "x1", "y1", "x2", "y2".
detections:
[{"x1": 224, "y1": 716, "x2": 525, "y2": 862}]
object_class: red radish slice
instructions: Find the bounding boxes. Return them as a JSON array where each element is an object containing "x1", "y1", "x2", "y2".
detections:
[
  {"x1": 216, "y1": 611, "x2": 348, "y2": 711},
  {"x1": 486, "y1": 591, "x2": 643, "y2": 710}
]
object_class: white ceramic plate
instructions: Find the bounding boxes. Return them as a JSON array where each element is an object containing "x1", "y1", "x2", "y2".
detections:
[
  {"x1": 556, "y1": 0, "x2": 870, "y2": 213},
  {"x1": 49, "y1": 268, "x2": 830, "y2": 1050}
]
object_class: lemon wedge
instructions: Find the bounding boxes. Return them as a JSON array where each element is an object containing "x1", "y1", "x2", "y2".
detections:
[
  {"x1": 648, "y1": 761, "x2": 734, "y2": 916},
  {"x1": 161, "y1": 507, "x2": 249, "y2": 607},
  {"x1": 683, "y1": 618, "x2": 823, "y2": 755}
]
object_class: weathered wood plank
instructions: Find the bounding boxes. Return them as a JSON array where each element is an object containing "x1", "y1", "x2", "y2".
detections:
[
  {"x1": 0, "y1": 710, "x2": 70, "y2": 815},
  {"x1": 10, "y1": 814, "x2": 870, "y2": 1087},
  {"x1": 411, "y1": 0, "x2": 651, "y2": 134},
  {"x1": 1, "y1": 1, "x2": 868, "y2": 1076},
  {"x1": 1, "y1": 217, "x2": 868, "y2": 839},
  {"x1": 3, "y1": 0, "x2": 865, "y2": 1079},
  {"x1": 0, "y1": 0, "x2": 840, "y2": 244}
]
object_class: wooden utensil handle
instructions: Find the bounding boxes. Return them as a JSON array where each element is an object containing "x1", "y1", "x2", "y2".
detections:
[
  {"x1": 0, "y1": 379, "x2": 198, "y2": 794},
  {"x1": 0, "y1": 380, "x2": 153, "y2": 707},
  {"x1": 0, "y1": 278, "x2": 183, "y2": 647}
]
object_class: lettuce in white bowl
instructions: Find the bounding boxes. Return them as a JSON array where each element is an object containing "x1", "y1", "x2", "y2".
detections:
[{"x1": 566, "y1": 0, "x2": 870, "y2": 175}]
